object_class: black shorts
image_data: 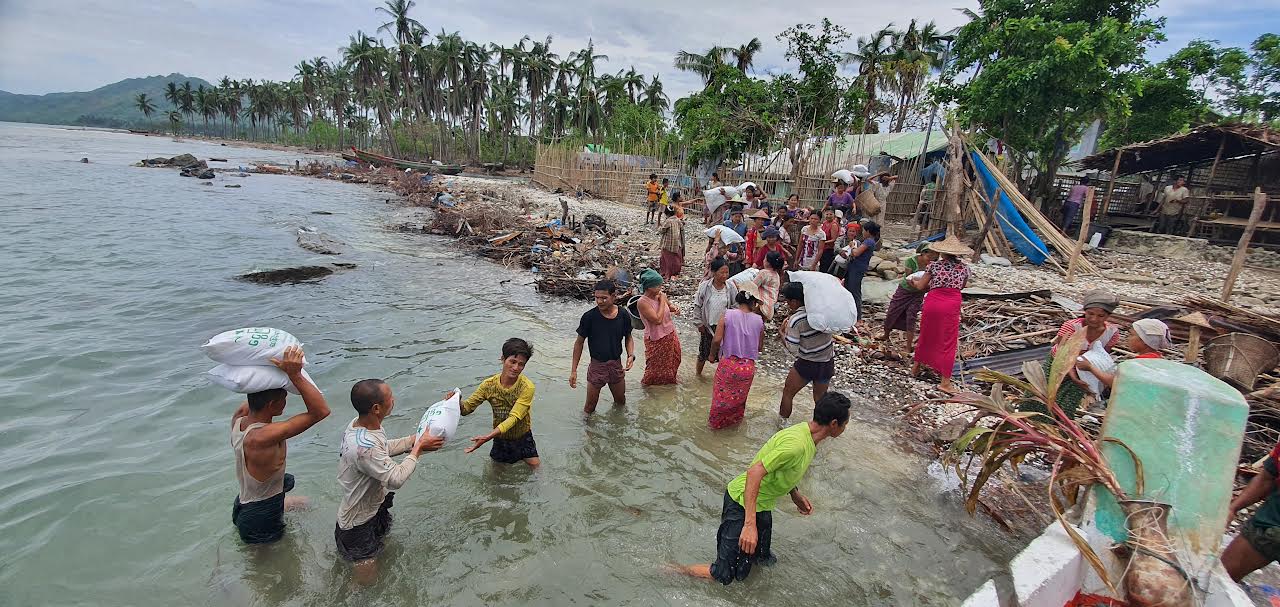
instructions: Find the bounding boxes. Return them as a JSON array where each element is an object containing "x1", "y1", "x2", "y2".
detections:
[
  {"x1": 491, "y1": 431, "x2": 539, "y2": 464},
  {"x1": 335, "y1": 492, "x2": 395, "y2": 562},
  {"x1": 698, "y1": 326, "x2": 718, "y2": 363},
  {"x1": 709, "y1": 491, "x2": 775, "y2": 585},
  {"x1": 793, "y1": 358, "x2": 835, "y2": 385},
  {"x1": 231, "y1": 473, "x2": 294, "y2": 544}
]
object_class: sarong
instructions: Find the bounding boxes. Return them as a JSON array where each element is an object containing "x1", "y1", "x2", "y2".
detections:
[
  {"x1": 641, "y1": 331, "x2": 681, "y2": 385},
  {"x1": 659, "y1": 250, "x2": 683, "y2": 278},
  {"x1": 914, "y1": 287, "x2": 961, "y2": 378},
  {"x1": 709, "y1": 356, "x2": 755, "y2": 429},
  {"x1": 883, "y1": 286, "x2": 926, "y2": 332}
]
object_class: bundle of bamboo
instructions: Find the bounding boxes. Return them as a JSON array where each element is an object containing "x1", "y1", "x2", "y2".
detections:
[{"x1": 969, "y1": 147, "x2": 1100, "y2": 275}]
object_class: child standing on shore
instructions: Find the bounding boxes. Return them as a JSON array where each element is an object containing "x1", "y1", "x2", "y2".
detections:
[
  {"x1": 461, "y1": 338, "x2": 540, "y2": 468},
  {"x1": 645, "y1": 174, "x2": 661, "y2": 225}
]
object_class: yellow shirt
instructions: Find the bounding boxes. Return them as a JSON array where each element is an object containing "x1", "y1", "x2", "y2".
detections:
[{"x1": 461, "y1": 374, "x2": 535, "y2": 440}]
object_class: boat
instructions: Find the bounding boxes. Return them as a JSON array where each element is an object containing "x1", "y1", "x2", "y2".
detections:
[
  {"x1": 340, "y1": 152, "x2": 361, "y2": 163},
  {"x1": 350, "y1": 147, "x2": 464, "y2": 175}
]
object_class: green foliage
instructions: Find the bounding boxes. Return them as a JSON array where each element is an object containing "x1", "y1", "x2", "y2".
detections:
[
  {"x1": 673, "y1": 65, "x2": 777, "y2": 168},
  {"x1": 0, "y1": 74, "x2": 212, "y2": 128},
  {"x1": 943, "y1": 0, "x2": 1160, "y2": 179}
]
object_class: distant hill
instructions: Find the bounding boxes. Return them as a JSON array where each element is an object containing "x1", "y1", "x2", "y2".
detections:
[{"x1": 0, "y1": 74, "x2": 213, "y2": 129}]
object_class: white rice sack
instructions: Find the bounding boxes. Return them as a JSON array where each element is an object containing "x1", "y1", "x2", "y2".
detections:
[
  {"x1": 738, "y1": 181, "x2": 758, "y2": 191},
  {"x1": 418, "y1": 389, "x2": 461, "y2": 441},
  {"x1": 705, "y1": 225, "x2": 746, "y2": 245},
  {"x1": 729, "y1": 268, "x2": 759, "y2": 287},
  {"x1": 832, "y1": 169, "x2": 854, "y2": 184},
  {"x1": 202, "y1": 328, "x2": 303, "y2": 366},
  {"x1": 207, "y1": 364, "x2": 317, "y2": 395},
  {"x1": 1075, "y1": 342, "x2": 1116, "y2": 397},
  {"x1": 906, "y1": 270, "x2": 926, "y2": 282},
  {"x1": 703, "y1": 186, "x2": 740, "y2": 214},
  {"x1": 788, "y1": 271, "x2": 858, "y2": 333}
]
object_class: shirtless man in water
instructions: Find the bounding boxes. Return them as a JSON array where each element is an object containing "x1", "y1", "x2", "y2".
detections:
[{"x1": 230, "y1": 345, "x2": 330, "y2": 544}]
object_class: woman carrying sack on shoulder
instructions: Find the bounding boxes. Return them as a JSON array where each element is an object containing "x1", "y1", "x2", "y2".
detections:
[{"x1": 910, "y1": 235, "x2": 972, "y2": 394}]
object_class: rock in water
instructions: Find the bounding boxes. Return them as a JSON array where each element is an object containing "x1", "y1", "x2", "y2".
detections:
[
  {"x1": 296, "y1": 230, "x2": 343, "y2": 255},
  {"x1": 237, "y1": 266, "x2": 334, "y2": 284},
  {"x1": 169, "y1": 153, "x2": 200, "y2": 168}
]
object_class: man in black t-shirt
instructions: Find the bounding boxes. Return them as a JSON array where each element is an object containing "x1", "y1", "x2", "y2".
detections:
[{"x1": 570, "y1": 280, "x2": 636, "y2": 414}]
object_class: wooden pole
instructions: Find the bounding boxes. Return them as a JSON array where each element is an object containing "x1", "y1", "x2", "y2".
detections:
[
  {"x1": 1184, "y1": 326, "x2": 1201, "y2": 364},
  {"x1": 1067, "y1": 187, "x2": 1095, "y2": 283},
  {"x1": 1220, "y1": 187, "x2": 1268, "y2": 302},
  {"x1": 970, "y1": 185, "x2": 1004, "y2": 262},
  {"x1": 1100, "y1": 150, "x2": 1123, "y2": 221},
  {"x1": 1187, "y1": 135, "x2": 1228, "y2": 237}
]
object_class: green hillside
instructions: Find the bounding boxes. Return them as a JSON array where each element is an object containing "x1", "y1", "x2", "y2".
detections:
[{"x1": 0, "y1": 73, "x2": 212, "y2": 129}]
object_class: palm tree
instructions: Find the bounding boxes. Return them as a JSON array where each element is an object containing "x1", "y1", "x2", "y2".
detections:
[
  {"x1": 640, "y1": 75, "x2": 669, "y2": 113},
  {"x1": 674, "y1": 47, "x2": 728, "y2": 87},
  {"x1": 135, "y1": 93, "x2": 157, "y2": 123},
  {"x1": 163, "y1": 82, "x2": 181, "y2": 112},
  {"x1": 887, "y1": 19, "x2": 945, "y2": 131},
  {"x1": 179, "y1": 81, "x2": 195, "y2": 131},
  {"x1": 843, "y1": 26, "x2": 897, "y2": 133},
  {"x1": 167, "y1": 110, "x2": 182, "y2": 135},
  {"x1": 729, "y1": 38, "x2": 763, "y2": 72},
  {"x1": 523, "y1": 36, "x2": 557, "y2": 141},
  {"x1": 343, "y1": 31, "x2": 399, "y2": 155},
  {"x1": 621, "y1": 66, "x2": 644, "y2": 104}
]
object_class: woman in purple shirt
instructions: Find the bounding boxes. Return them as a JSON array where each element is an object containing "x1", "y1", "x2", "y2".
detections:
[
  {"x1": 708, "y1": 285, "x2": 766, "y2": 429},
  {"x1": 823, "y1": 180, "x2": 855, "y2": 220}
]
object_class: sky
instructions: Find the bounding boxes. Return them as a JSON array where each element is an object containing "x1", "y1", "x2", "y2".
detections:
[{"x1": 0, "y1": 0, "x2": 1275, "y2": 100}]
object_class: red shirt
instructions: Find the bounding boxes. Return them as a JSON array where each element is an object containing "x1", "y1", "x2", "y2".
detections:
[
  {"x1": 754, "y1": 242, "x2": 790, "y2": 268},
  {"x1": 1134, "y1": 352, "x2": 1162, "y2": 359}
]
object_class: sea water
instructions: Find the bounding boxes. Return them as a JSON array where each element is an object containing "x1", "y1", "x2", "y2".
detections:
[{"x1": 0, "y1": 122, "x2": 1017, "y2": 606}]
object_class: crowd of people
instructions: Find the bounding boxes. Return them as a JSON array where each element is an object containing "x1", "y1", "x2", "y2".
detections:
[
  {"x1": 1059, "y1": 174, "x2": 1193, "y2": 236},
  {"x1": 224, "y1": 166, "x2": 1280, "y2": 592}
]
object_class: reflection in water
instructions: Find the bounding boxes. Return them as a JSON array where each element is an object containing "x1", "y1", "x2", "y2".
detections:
[{"x1": 0, "y1": 124, "x2": 1017, "y2": 607}]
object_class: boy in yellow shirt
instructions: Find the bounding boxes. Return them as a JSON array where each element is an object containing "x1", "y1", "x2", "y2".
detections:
[{"x1": 461, "y1": 338, "x2": 539, "y2": 467}]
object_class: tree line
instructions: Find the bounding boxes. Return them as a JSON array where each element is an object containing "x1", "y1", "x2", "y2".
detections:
[{"x1": 131, "y1": 0, "x2": 1278, "y2": 186}]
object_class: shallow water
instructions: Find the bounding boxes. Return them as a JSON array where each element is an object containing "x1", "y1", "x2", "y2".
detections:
[{"x1": 0, "y1": 123, "x2": 1016, "y2": 606}]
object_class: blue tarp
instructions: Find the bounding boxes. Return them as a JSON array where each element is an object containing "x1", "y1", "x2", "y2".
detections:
[{"x1": 968, "y1": 151, "x2": 1050, "y2": 265}]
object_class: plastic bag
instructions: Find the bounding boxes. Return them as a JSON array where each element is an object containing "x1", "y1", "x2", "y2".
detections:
[
  {"x1": 705, "y1": 225, "x2": 746, "y2": 245},
  {"x1": 207, "y1": 364, "x2": 316, "y2": 395},
  {"x1": 1075, "y1": 342, "x2": 1116, "y2": 397},
  {"x1": 788, "y1": 271, "x2": 858, "y2": 333},
  {"x1": 832, "y1": 169, "x2": 854, "y2": 184},
  {"x1": 418, "y1": 389, "x2": 461, "y2": 442},
  {"x1": 202, "y1": 328, "x2": 303, "y2": 366}
]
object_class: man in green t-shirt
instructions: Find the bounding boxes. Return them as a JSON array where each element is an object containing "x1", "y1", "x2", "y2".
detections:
[
  {"x1": 1223, "y1": 442, "x2": 1280, "y2": 581},
  {"x1": 674, "y1": 391, "x2": 851, "y2": 585}
]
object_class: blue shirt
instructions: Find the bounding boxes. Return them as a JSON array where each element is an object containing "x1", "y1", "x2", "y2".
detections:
[{"x1": 849, "y1": 238, "x2": 878, "y2": 273}]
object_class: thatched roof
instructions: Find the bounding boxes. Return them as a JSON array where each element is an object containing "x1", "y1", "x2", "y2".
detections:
[{"x1": 1077, "y1": 124, "x2": 1280, "y2": 175}]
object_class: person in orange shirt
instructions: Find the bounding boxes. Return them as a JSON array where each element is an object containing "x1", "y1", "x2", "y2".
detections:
[{"x1": 645, "y1": 173, "x2": 661, "y2": 225}]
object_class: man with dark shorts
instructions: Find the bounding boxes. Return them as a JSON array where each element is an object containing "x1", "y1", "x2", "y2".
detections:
[
  {"x1": 1223, "y1": 441, "x2": 1280, "y2": 581},
  {"x1": 335, "y1": 379, "x2": 444, "y2": 585},
  {"x1": 570, "y1": 279, "x2": 636, "y2": 414},
  {"x1": 229, "y1": 345, "x2": 330, "y2": 544},
  {"x1": 674, "y1": 391, "x2": 850, "y2": 584},
  {"x1": 779, "y1": 282, "x2": 834, "y2": 418}
]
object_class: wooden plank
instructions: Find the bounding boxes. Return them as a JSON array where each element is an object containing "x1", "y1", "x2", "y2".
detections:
[
  {"x1": 1221, "y1": 188, "x2": 1269, "y2": 302},
  {"x1": 1066, "y1": 187, "x2": 1094, "y2": 282}
]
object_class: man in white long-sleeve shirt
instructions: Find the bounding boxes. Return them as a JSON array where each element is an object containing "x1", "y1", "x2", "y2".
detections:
[{"x1": 335, "y1": 379, "x2": 443, "y2": 585}]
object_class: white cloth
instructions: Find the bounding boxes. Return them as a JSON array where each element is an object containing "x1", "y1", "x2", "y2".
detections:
[
  {"x1": 692, "y1": 280, "x2": 737, "y2": 329},
  {"x1": 336, "y1": 419, "x2": 418, "y2": 530}
]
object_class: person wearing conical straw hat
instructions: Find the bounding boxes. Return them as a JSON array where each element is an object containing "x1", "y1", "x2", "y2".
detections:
[{"x1": 908, "y1": 234, "x2": 973, "y2": 394}]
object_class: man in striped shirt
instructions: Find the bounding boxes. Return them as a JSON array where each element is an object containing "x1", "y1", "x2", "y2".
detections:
[{"x1": 778, "y1": 282, "x2": 834, "y2": 418}]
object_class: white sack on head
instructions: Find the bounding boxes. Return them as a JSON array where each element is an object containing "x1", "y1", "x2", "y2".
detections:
[
  {"x1": 787, "y1": 271, "x2": 858, "y2": 333},
  {"x1": 705, "y1": 225, "x2": 746, "y2": 245},
  {"x1": 202, "y1": 327, "x2": 303, "y2": 366},
  {"x1": 738, "y1": 181, "x2": 758, "y2": 191},
  {"x1": 703, "y1": 186, "x2": 740, "y2": 213},
  {"x1": 832, "y1": 169, "x2": 854, "y2": 185},
  {"x1": 207, "y1": 364, "x2": 317, "y2": 395}
]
